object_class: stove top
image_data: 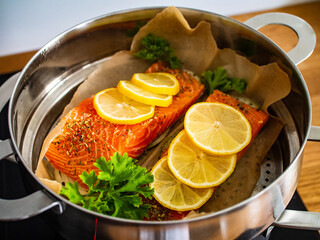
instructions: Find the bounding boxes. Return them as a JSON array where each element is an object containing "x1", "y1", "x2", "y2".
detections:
[{"x1": 1, "y1": 72, "x2": 319, "y2": 240}]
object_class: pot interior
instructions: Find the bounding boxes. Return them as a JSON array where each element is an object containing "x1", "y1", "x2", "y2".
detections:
[{"x1": 9, "y1": 7, "x2": 310, "y2": 215}]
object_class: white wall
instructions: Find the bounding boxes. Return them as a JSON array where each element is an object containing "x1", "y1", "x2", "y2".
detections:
[{"x1": 0, "y1": 0, "x2": 315, "y2": 56}]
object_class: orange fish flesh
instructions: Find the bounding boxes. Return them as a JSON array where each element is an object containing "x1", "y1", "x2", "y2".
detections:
[
  {"x1": 206, "y1": 90, "x2": 269, "y2": 159},
  {"x1": 45, "y1": 62, "x2": 205, "y2": 186},
  {"x1": 145, "y1": 90, "x2": 269, "y2": 221}
]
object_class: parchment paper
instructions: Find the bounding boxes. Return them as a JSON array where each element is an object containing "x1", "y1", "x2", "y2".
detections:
[{"x1": 131, "y1": 6, "x2": 218, "y2": 76}]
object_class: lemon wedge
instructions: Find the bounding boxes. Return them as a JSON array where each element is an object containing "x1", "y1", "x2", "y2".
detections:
[
  {"x1": 131, "y1": 72, "x2": 180, "y2": 95},
  {"x1": 167, "y1": 130, "x2": 237, "y2": 188},
  {"x1": 151, "y1": 156, "x2": 214, "y2": 211},
  {"x1": 93, "y1": 88, "x2": 154, "y2": 124},
  {"x1": 184, "y1": 102, "x2": 252, "y2": 155},
  {"x1": 117, "y1": 80, "x2": 172, "y2": 107}
]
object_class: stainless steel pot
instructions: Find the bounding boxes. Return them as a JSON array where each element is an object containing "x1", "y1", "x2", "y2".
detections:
[{"x1": 0, "y1": 7, "x2": 319, "y2": 240}]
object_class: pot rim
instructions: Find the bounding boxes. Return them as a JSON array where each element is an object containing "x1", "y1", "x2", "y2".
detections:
[{"x1": 7, "y1": 6, "x2": 313, "y2": 225}]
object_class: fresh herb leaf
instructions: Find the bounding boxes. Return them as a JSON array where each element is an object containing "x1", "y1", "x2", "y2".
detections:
[
  {"x1": 60, "y1": 182, "x2": 85, "y2": 204},
  {"x1": 201, "y1": 67, "x2": 247, "y2": 95},
  {"x1": 134, "y1": 33, "x2": 182, "y2": 69},
  {"x1": 60, "y1": 152, "x2": 154, "y2": 220}
]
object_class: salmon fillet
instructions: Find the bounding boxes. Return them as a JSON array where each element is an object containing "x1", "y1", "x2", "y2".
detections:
[
  {"x1": 146, "y1": 90, "x2": 269, "y2": 221},
  {"x1": 206, "y1": 90, "x2": 269, "y2": 159},
  {"x1": 45, "y1": 62, "x2": 204, "y2": 186}
]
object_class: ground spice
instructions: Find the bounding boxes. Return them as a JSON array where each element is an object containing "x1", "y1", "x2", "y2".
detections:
[{"x1": 143, "y1": 197, "x2": 189, "y2": 221}]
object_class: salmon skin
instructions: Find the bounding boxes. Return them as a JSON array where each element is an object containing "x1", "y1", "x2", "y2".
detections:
[
  {"x1": 45, "y1": 62, "x2": 204, "y2": 186},
  {"x1": 206, "y1": 90, "x2": 269, "y2": 159}
]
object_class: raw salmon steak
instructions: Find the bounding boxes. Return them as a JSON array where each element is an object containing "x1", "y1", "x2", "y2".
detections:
[{"x1": 45, "y1": 62, "x2": 204, "y2": 186}]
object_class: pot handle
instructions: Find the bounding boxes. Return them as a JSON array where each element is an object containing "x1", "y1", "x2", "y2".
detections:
[
  {"x1": 273, "y1": 209, "x2": 320, "y2": 230},
  {"x1": 244, "y1": 12, "x2": 316, "y2": 65},
  {"x1": 307, "y1": 126, "x2": 320, "y2": 141},
  {"x1": 0, "y1": 190, "x2": 64, "y2": 221},
  {"x1": 0, "y1": 71, "x2": 20, "y2": 112},
  {"x1": 245, "y1": 12, "x2": 320, "y2": 230},
  {"x1": 0, "y1": 73, "x2": 65, "y2": 221},
  {"x1": 0, "y1": 72, "x2": 21, "y2": 161},
  {"x1": 0, "y1": 72, "x2": 22, "y2": 162},
  {"x1": 271, "y1": 126, "x2": 320, "y2": 230},
  {"x1": 0, "y1": 139, "x2": 65, "y2": 221},
  {"x1": 0, "y1": 139, "x2": 15, "y2": 162},
  {"x1": 0, "y1": 72, "x2": 20, "y2": 163},
  {"x1": 0, "y1": 141, "x2": 65, "y2": 220}
]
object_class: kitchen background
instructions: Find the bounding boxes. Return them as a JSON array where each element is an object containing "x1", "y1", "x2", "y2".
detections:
[{"x1": 0, "y1": 0, "x2": 317, "y2": 57}]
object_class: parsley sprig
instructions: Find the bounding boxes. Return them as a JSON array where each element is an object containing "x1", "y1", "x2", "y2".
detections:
[
  {"x1": 60, "y1": 152, "x2": 154, "y2": 220},
  {"x1": 134, "y1": 33, "x2": 182, "y2": 69},
  {"x1": 201, "y1": 67, "x2": 247, "y2": 95}
]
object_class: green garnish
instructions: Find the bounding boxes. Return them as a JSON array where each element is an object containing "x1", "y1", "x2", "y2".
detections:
[
  {"x1": 200, "y1": 67, "x2": 247, "y2": 95},
  {"x1": 134, "y1": 33, "x2": 182, "y2": 69},
  {"x1": 60, "y1": 152, "x2": 154, "y2": 220}
]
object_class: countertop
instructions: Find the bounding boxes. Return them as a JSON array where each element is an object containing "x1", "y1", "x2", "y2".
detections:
[
  {"x1": 0, "y1": 1, "x2": 319, "y2": 212},
  {"x1": 1, "y1": 0, "x2": 316, "y2": 57}
]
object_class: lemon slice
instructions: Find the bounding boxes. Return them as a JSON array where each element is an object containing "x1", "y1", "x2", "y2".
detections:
[
  {"x1": 131, "y1": 72, "x2": 180, "y2": 95},
  {"x1": 167, "y1": 130, "x2": 237, "y2": 188},
  {"x1": 151, "y1": 156, "x2": 214, "y2": 211},
  {"x1": 117, "y1": 80, "x2": 172, "y2": 107},
  {"x1": 93, "y1": 88, "x2": 154, "y2": 124},
  {"x1": 184, "y1": 102, "x2": 252, "y2": 155}
]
